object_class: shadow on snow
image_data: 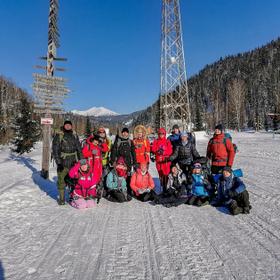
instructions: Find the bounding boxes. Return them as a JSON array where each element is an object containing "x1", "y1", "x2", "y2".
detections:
[{"x1": 9, "y1": 153, "x2": 58, "y2": 201}]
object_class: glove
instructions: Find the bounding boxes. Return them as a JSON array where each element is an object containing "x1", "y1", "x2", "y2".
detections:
[
  {"x1": 137, "y1": 189, "x2": 145, "y2": 194},
  {"x1": 57, "y1": 164, "x2": 64, "y2": 172},
  {"x1": 228, "y1": 190, "x2": 237, "y2": 198},
  {"x1": 158, "y1": 148, "x2": 164, "y2": 155},
  {"x1": 138, "y1": 188, "x2": 149, "y2": 194}
]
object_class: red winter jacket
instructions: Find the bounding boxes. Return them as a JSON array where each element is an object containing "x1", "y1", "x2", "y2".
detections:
[
  {"x1": 69, "y1": 162, "x2": 98, "y2": 198},
  {"x1": 206, "y1": 133, "x2": 235, "y2": 167},
  {"x1": 152, "y1": 128, "x2": 173, "y2": 176},
  {"x1": 130, "y1": 169, "x2": 155, "y2": 196},
  {"x1": 82, "y1": 136, "x2": 109, "y2": 183}
]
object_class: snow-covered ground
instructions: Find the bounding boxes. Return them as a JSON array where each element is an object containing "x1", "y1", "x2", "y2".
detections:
[{"x1": 0, "y1": 132, "x2": 280, "y2": 280}]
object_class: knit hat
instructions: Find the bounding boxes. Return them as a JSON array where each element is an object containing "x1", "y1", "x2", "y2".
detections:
[
  {"x1": 215, "y1": 124, "x2": 223, "y2": 131},
  {"x1": 193, "y1": 162, "x2": 202, "y2": 169},
  {"x1": 122, "y1": 127, "x2": 129, "y2": 133},
  {"x1": 64, "y1": 120, "x2": 72, "y2": 126},
  {"x1": 116, "y1": 156, "x2": 126, "y2": 166},
  {"x1": 223, "y1": 166, "x2": 232, "y2": 174},
  {"x1": 181, "y1": 131, "x2": 188, "y2": 137},
  {"x1": 90, "y1": 134, "x2": 100, "y2": 142}
]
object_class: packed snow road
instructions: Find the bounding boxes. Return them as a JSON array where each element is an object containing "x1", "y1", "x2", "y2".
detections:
[{"x1": 0, "y1": 132, "x2": 279, "y2": 280}]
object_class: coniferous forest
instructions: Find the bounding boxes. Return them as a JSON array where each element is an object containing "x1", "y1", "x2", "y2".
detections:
[{"x1": 134, "y1": 38, "x2": 280, "y2": 131}]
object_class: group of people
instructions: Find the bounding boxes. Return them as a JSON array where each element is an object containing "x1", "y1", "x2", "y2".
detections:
[{"x1": 52, "y1": 120, "x2": 251, "y2": 215}]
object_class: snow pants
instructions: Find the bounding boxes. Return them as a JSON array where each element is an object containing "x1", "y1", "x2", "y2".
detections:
[
  {"x1": 228, "y1": 190, "x2": 251, "y2": 215},
  {"x1": 57, "y1": 168, "x2": 69, "y2": 190},
  {"x1": 107, "y1": 190, "x2": 131, "y2": 203},
  {"x1": 186, "y1": 195, "x2": 210, "y2": 207},
  {"x1": 135, "y1": 191, "x2": 155, "y2": 202},
  {"x1": 71, "y1": 198, "x2": 96, "y2": 209}
]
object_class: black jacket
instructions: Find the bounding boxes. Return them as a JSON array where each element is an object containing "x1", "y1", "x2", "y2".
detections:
[
  {"x1": 52, "y1": 130, "x2": 82, "y2": 169},
  {"x1": 110, "y1": 136, "x2": 136, "y2": 169},
  {"x1": 169, "y1": 140, "x2": 200, "y2": 166}
]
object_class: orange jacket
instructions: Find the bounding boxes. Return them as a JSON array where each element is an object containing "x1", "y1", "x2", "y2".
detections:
[
  {"x1": 130, "y1": 169, "x2": 155, "y2": 196},
  {"x1": 133, "y1": 138, "x2": 150, "y2": 164}
]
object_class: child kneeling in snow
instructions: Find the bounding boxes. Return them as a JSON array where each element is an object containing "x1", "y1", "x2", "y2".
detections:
[
  {"x1": 65, "y1": 159, "x2": 98, "y2": 209},
  {"x1": 106, "y1": 157, "x2": 131, "y2": 203},
  {"x1": 185, "y1": 162, "x2": 212, "y2": 206},
  {"x1": 213, "y1": 166, "x2": 251, "y2": 215},
  {"x1": 130, "y1": 163, "x2": 155, "y2": 202}
]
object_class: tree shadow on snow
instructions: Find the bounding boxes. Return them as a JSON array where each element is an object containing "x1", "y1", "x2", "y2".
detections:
[
  {"x1": 9, "y1": 154, "x2": 58, "y2": 201},
  {"x1": 0, "y1": 260, "x2": 5, "y2": 280}
]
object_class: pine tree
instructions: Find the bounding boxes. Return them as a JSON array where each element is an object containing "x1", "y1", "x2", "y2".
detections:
[
  {"x1": 11, "y1": 96, "x2": 40, "y2": 154},
  {"x1": 85, "y1": 116, "x2": 91, "y2": 137}
]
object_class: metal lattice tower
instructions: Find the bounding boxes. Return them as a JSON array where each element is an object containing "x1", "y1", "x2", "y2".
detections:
[
  {"x1": 160, "y1": 0, "x2": 191, "y2": 131},
  {"x1": 33, "y1": 0, "x2": 69, "y2": 179}
]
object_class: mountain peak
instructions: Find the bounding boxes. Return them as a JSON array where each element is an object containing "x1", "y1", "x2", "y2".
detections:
[{"x1": 72, "y1": 107, "x2": 119, "y2": 117}]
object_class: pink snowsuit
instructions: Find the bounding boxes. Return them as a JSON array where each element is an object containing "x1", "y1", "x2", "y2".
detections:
[
  {"x1": 82, "y1": 136, "x2": 109, "y2": 184},
  {"x1": 69, "y1": 162, "x2": 98, "y2": 209}
]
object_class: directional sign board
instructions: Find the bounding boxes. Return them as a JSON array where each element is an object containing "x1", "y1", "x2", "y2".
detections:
[{"x1": 41, "y1": 118, "x2": 54, "y2": 125}]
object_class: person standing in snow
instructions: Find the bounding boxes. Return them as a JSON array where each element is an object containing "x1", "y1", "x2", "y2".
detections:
[
  {"x1": 52, "y1": 120, "x2": 82, "y2": 205},
  {"x1": 168, "y1": 124, "x2": 196, "y2": 150},
  {"x1": 65, "y1": 159, "x2": 98, "y2": 209},
  {"x1": 212, "y1": 166, "x2": 251, "y2": 215},
  {"x1": 169, "y1": 131, "x2": 200, "y2": 178},
  {"x1": 133, "y1": 125, "x2": 150, "y2": 165},
  {"x1": 97, "y1": 127, "x2": 112, "y2": 169},
  {"x1": 151, "y1": 128, "x2": 173, "y2": 192},
  {"x1": 168, "y1": 124, "x2": 181, "y2": 150},
  {"x1": 206, "y1": 124, "x2": 235, "y2": 174},
  {"x1": 82, "y1": 134, "x2": 109, "y2": 185},
  {"x1": 97, "y1": 127, "x2": 112, "y2": 197},
  {"x1": 110, "y1": 127, "x2": 137, "y2": 194}
]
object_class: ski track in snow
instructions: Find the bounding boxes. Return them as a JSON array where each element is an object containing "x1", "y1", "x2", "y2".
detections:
[{"x1": 0, "y1": 133, "x2": 280, "y2": 280}]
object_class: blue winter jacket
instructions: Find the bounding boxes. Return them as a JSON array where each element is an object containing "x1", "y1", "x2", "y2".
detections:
[
  {"x1": 217, "y1": 176, "x2": 246, "y2": 204},
  {"x1": 106, "y1": 170, "x2": 127, "y2": 192},
  {"x1": 190, "y1": 174, "x2": 211, "y2": 197}
]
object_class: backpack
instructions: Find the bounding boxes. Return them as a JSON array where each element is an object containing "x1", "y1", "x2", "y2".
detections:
[
  {"x1": 210, "y1": 133, "x2": 238, "y2": 154},
  {"x1": 117, "y1": 138, "x2": 132, "y2": 157},
  {"x1": 224, "y1": 133, "x2": 238, "y2": 153}
]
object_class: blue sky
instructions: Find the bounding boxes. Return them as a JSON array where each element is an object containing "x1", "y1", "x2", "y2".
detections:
[{"x1": 0, "y1": 0, "x2": 280, "y2": 114}]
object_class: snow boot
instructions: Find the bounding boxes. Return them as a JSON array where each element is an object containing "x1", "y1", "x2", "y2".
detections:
[
  {"x1": 229, "y1": 200, "x2": 242, "y2": 215},
  {"x1": 186, "y1": 195, "x2": 197, "y2": 205},
  {"x1": 243, "y1": 205, "x2": 251, "y2": 214},
  {"x1": 57, "y1": 189, "x2": 65, "y2": 205}
]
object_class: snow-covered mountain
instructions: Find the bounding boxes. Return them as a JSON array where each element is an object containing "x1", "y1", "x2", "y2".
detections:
[{"x1": 72, "y1": 107, "x2": 119, "y2": 117}]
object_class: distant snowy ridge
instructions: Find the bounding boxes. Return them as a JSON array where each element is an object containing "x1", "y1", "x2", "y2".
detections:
[{"x1": 72, "y1": 107, "x2": 119, "y2": 117}]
